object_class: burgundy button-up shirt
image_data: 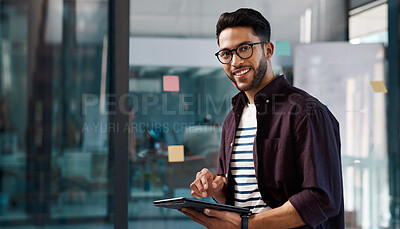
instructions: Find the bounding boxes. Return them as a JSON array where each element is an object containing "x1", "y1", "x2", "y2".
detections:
[{"x1": 217, "y1": 75, "x2": 344, "y2": 228}]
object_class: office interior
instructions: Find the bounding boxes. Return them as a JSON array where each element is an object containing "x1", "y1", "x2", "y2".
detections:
[{"x1": 0, "y1": 0, "x2": 399, "y2": 228}]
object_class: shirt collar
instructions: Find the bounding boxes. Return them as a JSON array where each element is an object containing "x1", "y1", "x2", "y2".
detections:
[{"x1": 231, "y1": 75, "x2": 289, "y2": 108}]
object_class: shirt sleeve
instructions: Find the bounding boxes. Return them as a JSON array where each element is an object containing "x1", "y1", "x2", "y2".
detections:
[
  {"x1": 288, "y1": 105, "x2": 343, "y2": 228},
  {"x1": 217, "y1": 120, "x2": 227, "y2": 177}
]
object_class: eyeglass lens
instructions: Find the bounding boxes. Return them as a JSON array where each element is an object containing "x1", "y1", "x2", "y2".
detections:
[{"x1": 218, "y1": 44, "x2": 253, "y2": 64}]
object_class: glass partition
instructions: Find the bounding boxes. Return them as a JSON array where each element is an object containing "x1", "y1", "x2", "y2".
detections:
[
  {"x1": 49, "y1": 0, "x2": 110, "y2": 220},
  {"x1": 294, "y1": 42, "x2": 389, "y2": 229},
  {"x1": 0, "y1": 0, "x2": 112, "y2": 227},
  {"x1": 0, "y1": 0, "x2": 396, "y2": 228},
  {"x1": 127, "y1": 1, "x2": 343, "y2": 229},
  {"x1": 127, "y1": 65, "x2": 236, "y2": 221},
  {"x1": 0, "y1": 0, "x2": 28, "y2": 222}
]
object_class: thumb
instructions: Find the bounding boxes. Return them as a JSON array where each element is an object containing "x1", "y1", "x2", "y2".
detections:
[
  {"x1": 204, "y1": 208, "x2": 225, "y2": 219},
  {"x1": 212, "y1": 176, "x2": 226, "y2": 190}
]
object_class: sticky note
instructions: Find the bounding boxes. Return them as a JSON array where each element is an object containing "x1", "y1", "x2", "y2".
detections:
[
  {"x1": 168, "y1": 145, "x2": 184, "y2": 162},
  {"x1": 370, "y1": 81, "x2": 388, "y2": 93},
  {"x1": 275, "y1": 41, "x2": 291, "y2": 56},
  {"x1": 163, "y1": 75, "x2": 180, "y2": 92}
]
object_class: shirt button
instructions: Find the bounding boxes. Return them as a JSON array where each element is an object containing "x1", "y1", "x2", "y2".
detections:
[
  {"x1": 225, "y1": 173, "x2": 228, "y2": 177},
  {"x1": 230, "y1": 142, "x2": 233, "y2": 147},
  {"x1": 266, "y1": 99, "x2": 270, "y2": 103}
]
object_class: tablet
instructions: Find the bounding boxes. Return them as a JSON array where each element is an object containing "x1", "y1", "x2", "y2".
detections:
[{"x1": 153, "y1": 197, "x2": 251, "y2": 216}]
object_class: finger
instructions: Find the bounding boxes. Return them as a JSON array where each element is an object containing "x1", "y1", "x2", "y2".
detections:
[
  {"x1": 179, "y1": 209, "x2": 208, "y2": 228},
  {"x1": 183, "y1": 208, "x2": 210, "y2": 221},
  {"x1": 196, "y1": 169, "x2": 208, "y2": 179},
  {"x1": 181, "y1": 208, "x2": 210, "y2": 227},
  {"x1": 191, "y1": 190, "x2": 203, "y2": 199},
  {"x1": 196, "y1": 169, "x2": 215, "y2": 197},
  {"x1": 204, "y1": 168, "x2": 219, "y2": 189},
  {"x1": 204, "y1": 208, "x2": 238, "y2": 221},
  {"x1": 190, "y1": 180, "x2": 202, "y2": 196},
  {"x1": 200, "y1": 175, "x2": 209, "y2": 192},
  {"x1": 191, "y1": 178, "x2": 206, "y2": 196},
  {"x1": 194, "y1": 179, "x2": 207, "y2": 197},
  {"x1": 203, "y1": 208, "x2": 223, "y2": 219},
  {"x1": 197, "y1": 170, "x2": 209, "y2": 188},
  {"x1": 212, "y1": 176, "x2": 226, "y2": 190},
  {"x1": 200, "y1": 168, "x2": 210, "y2": 175}
]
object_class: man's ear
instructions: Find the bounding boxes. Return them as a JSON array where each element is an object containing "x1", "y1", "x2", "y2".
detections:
[{"x1": 264, "y1": 42, "x2": 274, "y2": 59}]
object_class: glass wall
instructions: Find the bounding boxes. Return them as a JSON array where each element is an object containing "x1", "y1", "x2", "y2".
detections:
[
  {"x1": 349, "y1": 2, "x2": 388, "y2": 44},
  {"x1": 294, "y1": 42, "x2": 389, "y2": 229},
  {"x1": 49, "y1": 0, "x2": 110, "y2": 220},
  {"x1": 0, "y1": 0, "x2": 397, "y2": 228},
  {"x1": 0, "y1": 0, "x2": 112, "y2": 227},
  {"x1": 127, "y1": 65, "x2": 235, "y2": 205},
  {"x1": 346, "y1": 2, "x2": 391, "y2": 228},
  {"x1": 128, "y1": 37, "x2": 237, "y2": 228},
  {"x1": 127, "y1": 0, "x2": 347, "y2": 228},
  {"x1": 127, "y1": 1, "x2": 395, "y2": 229},
  {"x1": 0, "y1": 0, "x2": 28, "y2": 222}
]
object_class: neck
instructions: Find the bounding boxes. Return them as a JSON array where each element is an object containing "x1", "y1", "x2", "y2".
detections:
[{"x1": 245, "y1": 73, "x2": 276, "y2": 104}]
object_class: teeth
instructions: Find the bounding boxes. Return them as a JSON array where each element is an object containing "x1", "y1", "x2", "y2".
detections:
[{"x1": 235, "y1": 69, "x2": 249, "y2": 76}]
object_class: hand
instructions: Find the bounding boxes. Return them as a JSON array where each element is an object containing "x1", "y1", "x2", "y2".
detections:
[
  {"x1": 190, "y1": 168, "x2": 226, "y2": 198},
  {"x1": 180, "y1": 208, "x2": 241, "y2": 229}
]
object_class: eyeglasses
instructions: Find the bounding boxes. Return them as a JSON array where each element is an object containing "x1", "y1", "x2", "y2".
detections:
[{"x1": 215, "y1": 42, "x2": 268, "y2": 64}]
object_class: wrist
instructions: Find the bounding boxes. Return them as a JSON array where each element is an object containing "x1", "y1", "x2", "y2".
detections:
[
  {"x1": 212, "y1": 183, "x2": 227, "y2": 203},
  {"x1": 247, "y1": 214, "x2": 257, "y2": 229}
]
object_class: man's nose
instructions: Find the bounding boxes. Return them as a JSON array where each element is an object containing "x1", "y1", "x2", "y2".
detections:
[{"x1": 231, "y1": 52, "x2": 244, "y2": 67}]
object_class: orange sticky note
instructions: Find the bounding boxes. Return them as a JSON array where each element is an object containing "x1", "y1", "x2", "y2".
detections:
[
  {"x1": 168, "y1": 145, "x2": 184, "y2": 162},
  {"x1": 163, "y1": 75, "x2": 180, "y2": 92},
  {"x1": 370, "y1": 81, "x2": 388, "y2": 93}
]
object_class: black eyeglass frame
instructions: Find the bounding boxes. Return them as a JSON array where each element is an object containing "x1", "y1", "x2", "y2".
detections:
[{"x1": 215, "y1": 41, "x2": 268, "y2": 64}]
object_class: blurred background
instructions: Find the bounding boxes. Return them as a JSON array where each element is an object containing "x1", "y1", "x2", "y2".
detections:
[{"x1": 0, "y1": 0, "x2": 399, "y2": 228}]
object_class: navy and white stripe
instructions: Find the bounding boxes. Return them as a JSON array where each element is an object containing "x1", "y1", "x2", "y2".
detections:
[{"x1": 230, "y1": 104, "x2": 271, "y2": 214}]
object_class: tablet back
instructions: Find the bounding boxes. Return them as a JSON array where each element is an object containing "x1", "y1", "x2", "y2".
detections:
[{"x1": 154, "y1": 197, "x2": 251, "y2": 216}]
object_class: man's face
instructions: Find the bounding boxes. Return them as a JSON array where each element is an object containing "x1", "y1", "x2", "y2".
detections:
[{"x1": 218, "y1": 26, "x2": 269, "y2": 92}]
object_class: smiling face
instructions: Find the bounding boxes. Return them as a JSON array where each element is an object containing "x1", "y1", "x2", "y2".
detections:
[{"x1": 218, "y1": 26, "x2": 274, "y2": 95}]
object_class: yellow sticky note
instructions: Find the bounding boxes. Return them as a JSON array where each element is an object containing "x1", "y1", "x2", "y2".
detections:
[
  {"x1": 370, "y1": 81, "x2": 388, "y2": 93},
  {"x1": 168, "y1": 145, "x2": 184, "y2": 162}
]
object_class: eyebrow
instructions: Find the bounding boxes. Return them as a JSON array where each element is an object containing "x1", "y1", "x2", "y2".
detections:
[{"x1": 219, "y1": 41, "x2": 253, "y2": 51}]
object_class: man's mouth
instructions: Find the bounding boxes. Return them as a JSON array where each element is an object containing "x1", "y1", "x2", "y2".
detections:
[{"x1": 233, "y1": 68, "x2": 250, "y2": 77}]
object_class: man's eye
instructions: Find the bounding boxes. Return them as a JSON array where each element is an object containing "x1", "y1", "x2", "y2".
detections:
[
  {"x1": 239, "y1": 45, "x2": 251, "y2": 52},
  {"x1": 220, "y1": 51, "x2": 231, "y2": 58}
]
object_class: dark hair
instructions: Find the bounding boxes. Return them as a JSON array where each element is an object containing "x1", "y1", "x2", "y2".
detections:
[{"x1": 216, "y1": 8, "x2": 271, "y2": 45}]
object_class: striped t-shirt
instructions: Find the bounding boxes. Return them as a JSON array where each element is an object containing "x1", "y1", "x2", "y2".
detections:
[{"x1": 230, "y1": 104, "x2": 271, "y2": 214}]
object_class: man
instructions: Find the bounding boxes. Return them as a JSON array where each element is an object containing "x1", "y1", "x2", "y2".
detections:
[{"x1": 179, "y1": 8, "x2": 344, "y2": 229}]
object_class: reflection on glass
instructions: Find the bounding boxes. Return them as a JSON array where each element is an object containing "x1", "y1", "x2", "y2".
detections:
[
  {"x1": 128, "y1": 66, "x2": 236, "y2": 221},
  {"x1": 0, "y1": 0, "x2": 111, "y2": 226},
  {"x1": 294, "y1": 43, "x2": 390, "y2": 229},
  {"x1": 0, "y1": 0, "x2": 29, "y2": 221},
  {"x1": 50, "y1": 0, "x2": 109, "y2": 219}
]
